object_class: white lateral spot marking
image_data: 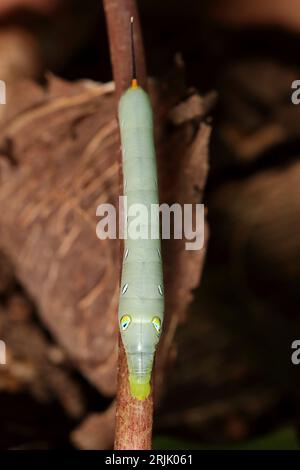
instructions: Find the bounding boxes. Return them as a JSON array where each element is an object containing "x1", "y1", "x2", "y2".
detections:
[
  {"x1": 122, "y1": 283, "x2": 128, "y2": 295},
  {"x1": 158, "y1": 285, "x2": 163, "y2": 296}
]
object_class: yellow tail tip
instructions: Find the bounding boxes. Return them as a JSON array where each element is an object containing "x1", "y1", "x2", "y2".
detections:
[{"x1": 129, "y1": 376, "x2": 151, "y2": 400}]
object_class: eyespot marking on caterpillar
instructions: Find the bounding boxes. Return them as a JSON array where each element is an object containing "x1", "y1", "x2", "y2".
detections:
[
  {"x1": 121, "y1": 283, "x2": 128, "y2": 295},
  {"x1": 120, "y1": 315, "x2": 131, "y2": 331},
  {"x1": 158, "y1": 285, "x2": 163, "y2": 296},
  {"x1": 152, "y1": 316, "x2": 162, "y2": 335}
]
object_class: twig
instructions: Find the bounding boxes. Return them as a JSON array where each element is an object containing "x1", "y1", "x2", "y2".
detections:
[{"x1": 103, "y1": 0, "x2": 153, "y2": 450}]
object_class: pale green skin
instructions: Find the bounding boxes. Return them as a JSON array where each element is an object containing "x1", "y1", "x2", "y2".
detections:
[{"x1": 118, "y1": 86, "x2": 164, "y2": 399}]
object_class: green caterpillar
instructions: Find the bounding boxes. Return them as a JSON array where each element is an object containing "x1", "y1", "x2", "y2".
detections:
[{"x1": 117, "y1": 18, "x2": 164, "y2": 400}]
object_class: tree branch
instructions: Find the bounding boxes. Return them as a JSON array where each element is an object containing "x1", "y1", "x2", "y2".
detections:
[{"x1": 103, "y1": 0, "x2": 153, "y2": 450}]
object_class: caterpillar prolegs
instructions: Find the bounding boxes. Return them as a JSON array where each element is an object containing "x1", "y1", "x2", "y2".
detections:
[{"x1": 117, "y1": 18, "x2": 164, "y2": 400}]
